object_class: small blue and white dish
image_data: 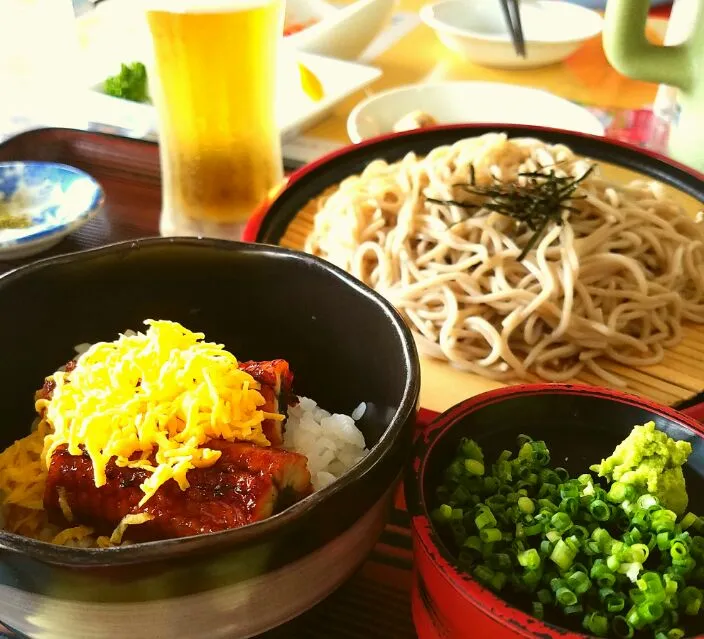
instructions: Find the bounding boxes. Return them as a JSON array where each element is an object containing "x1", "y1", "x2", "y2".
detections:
[{"x1": 0, "y1": 161, "x2": 104, "y2": 261}]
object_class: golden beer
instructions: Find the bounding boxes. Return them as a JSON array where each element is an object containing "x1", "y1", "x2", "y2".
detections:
[{"x1": 145, "y1": 0, "x2": 284, "y2": 237}]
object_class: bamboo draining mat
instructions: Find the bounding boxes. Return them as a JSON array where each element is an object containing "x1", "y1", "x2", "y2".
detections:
[{"x1": 278, "y1": 160, "x2": 704, "y2": 412}]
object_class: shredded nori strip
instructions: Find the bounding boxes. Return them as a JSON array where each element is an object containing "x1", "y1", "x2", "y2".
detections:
[{"x1": 427, "y1": 164, "x2": 595, "y2": 261}]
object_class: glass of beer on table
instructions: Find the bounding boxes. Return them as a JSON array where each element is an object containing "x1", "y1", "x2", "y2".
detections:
[{"x1": 144, "y1": 0, "x2": 284, "y2": 239}]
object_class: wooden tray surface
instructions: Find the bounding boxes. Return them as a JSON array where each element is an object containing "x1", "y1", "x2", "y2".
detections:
[{"x1": 0, "y1": 127, "x2": 416, "y2": 639}]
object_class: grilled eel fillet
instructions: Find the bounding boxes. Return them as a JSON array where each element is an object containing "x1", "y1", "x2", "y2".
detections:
[
  {"x1": 238, "y1": 359, "x2": 296, "y2": 446},
  {"x1": 39, "y1": 358, "x2": 308, "y2": 541},
  {"x1": 44, "y1": 442, "x2": 312, "y2": 542}
]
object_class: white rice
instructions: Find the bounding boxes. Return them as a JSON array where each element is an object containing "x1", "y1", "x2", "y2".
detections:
[{"x1": 285, "y1": 397, "x2": 369, "y2": 490}]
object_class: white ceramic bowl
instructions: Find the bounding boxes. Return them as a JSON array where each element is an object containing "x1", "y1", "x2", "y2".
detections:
[
  {"x1": 347, "y1": 81, "x2": 605, "y2": 142},
  {"x1": 285, "y1": 0, "x2": 396, "y2": 60},
  {"x1": 420, "y1": 0, "x2": 604, "y2": 69}
]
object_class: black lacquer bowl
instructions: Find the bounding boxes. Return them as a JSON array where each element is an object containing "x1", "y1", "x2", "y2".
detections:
[{"x1": 0, "y1": 238, "x2": 420, "y2": 639}]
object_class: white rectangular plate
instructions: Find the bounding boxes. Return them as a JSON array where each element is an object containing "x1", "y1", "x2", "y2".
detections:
[{"x1": 83, "y1": 52, "x2": 381, "y2": 142}]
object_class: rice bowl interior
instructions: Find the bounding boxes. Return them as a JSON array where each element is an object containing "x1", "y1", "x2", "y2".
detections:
[{"x1": 0, "y1": 320, "x2": 371, "y2": 549}]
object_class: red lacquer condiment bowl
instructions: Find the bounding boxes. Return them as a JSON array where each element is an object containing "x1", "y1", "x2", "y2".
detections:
[{"x1": 404, "y1": 384, "x2": 704, "y2": 639}]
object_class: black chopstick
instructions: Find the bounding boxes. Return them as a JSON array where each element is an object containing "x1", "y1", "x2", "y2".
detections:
[{"x1": 499, "y1": 0, "x2": 526, "y2": 58}]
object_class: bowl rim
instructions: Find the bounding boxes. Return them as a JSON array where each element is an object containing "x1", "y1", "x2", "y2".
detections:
[
  {"x1": 0, "y1": 236, "x2": 421, "y2": 566},
  {"x1": 345, "y1": 81, "x2": 606, "y2": 142},
  {"x1": 0, "y1": 161, "x2": 105, "y2": 251},
  {"x1": 242, "y1": 122, "x2": 704, "y2": 245},
  {"x1": 405, "y1": 383, "x2": 704, "y2": 639},
  {"x1": 419, "y1": 0, "x2": 604, "y2": 45}
]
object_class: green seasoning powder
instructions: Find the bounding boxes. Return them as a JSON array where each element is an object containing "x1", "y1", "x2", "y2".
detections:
[{"x1": 0, "y1": 212, "x2": 31, "y2": 230}]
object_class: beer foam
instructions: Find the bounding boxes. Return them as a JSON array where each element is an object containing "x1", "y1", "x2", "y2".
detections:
[{"x1": 144, "y1": 0, "x2": 277, "y2": 12}]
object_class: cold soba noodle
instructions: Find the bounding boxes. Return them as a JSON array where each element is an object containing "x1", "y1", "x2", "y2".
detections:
[
  {"x1": 305, "y1": 134, "x2": 704, "y2": 384},
  {"x1": 146, "y1": 0, "x2": 283, "y2": 236}
]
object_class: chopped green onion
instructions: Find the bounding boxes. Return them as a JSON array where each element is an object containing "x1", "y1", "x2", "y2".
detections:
[
  {"x1": 653, "y1": 510, "x2": 677, "y2": 533},
  {"x1": 432, "y1": 505, "x2": 453, "y2": 524},
  {"x1": 590, "y1": 499, "x2": 611, "y2": 521},
  {"x1": 463, "y1": 536, "x2": 482, "y2": 552},
  {"x1": 630, "y1": 587, "x2": 646, "y2": 605},
  {"x1": 591, "y1": 560, "x2": 616, "y2": 588},
  {"x1": 518, "y1": 496, "x2": 535, "y2": 514},
  {"x1": 491, "y1": 572, "x2": 507, "y2": 591},
  {"x1": 637, "y1": 494, "x2": 659, "y2": 510},
  {"x1": 475, "y1": 508, "x2": 496, "y2": 530},
  {"x1": 474, "y1": 564, "x2": 494, "y2": 585},
  {"x1": 560, "y1": 481, "x2": 580, "y2": 500},
  {"x1": 637, "y1": 572, "x2": 663, "y2": 596},
  {"x1": 577, "y1": 473, "x2": 593, "y2": 486},
  {"x1": 560, "y1": 497, "x2": 579, "y2": 517},
  {"x1": 670, "y1": 541, "x2": 688, "y2": 561},
  {"x1": 613, "y1": 615, "x2": 634, "y2": 638},
  {"x1": 626, "y1": 605, "x2": 647, "y2": 630},
  {"x1": 518, "y1": 548, "x2": 541, "y2": 570},
  {"x1": 629, "y1": 543, "x2": 650, "y2": 563},
  {"x1": 563, "y1": 603, "x2": 583, "y2": 616},
  {"x1": 550, "y1": 512, "x2": 572, "y2": 533},
  {"x1": 583, "y1": 611, "x2": 609, "y2": 637},
  {"x1": 607, "y1": 555, "x2": 621, "y2": 572},
  {"x1": 550, "y1": 538, "x2": 577, "y2": 571},
  {"x1": 460, "y1": 438, "x2": 484, "y2": 461},
  {"x1": 433, "y1": 431, "x2": 703, "y2": 639},
  {"x1": 567, "y1": 570, "x2": 590, "y2": 595},
  {"x1": 522, "y1": 568, "x2": 542, "y2": 589},
  {"x1": 480, "y1": 527, "x2": 502, "y2": 543},
  {"x1": 546, "y1": 530, "x2": 561, "y2": 543},
  {"x1": 609, "y1": 596, "x2": 627, "y2": 613},
  {"x1": 681, "y1": 586, "x2": 702, "y2": 615},
  {"x1": 636, "y1": 601, "x2": 665, "y2": 624},
  {"x1": 571, "y1": 525, "x2": 589, "y2": 542},
  {"x1": 555, "y1": 586, "x2": 577, "y2": 606},
  {"x1": 464, "y1": 459, "x2": 485, "y2": 476},
  {"x1": 489, "y1": 553, "x2": 512, "y2": 572}
]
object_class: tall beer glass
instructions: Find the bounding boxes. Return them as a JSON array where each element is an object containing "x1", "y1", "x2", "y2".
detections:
[{"x1": 145, "y1": 0, "x2": 284, "y2": 239}]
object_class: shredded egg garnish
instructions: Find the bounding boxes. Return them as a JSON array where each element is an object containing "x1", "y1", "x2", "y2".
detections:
[{"x1": 38, "y1": 319, "x2": 284, "y2": 506}]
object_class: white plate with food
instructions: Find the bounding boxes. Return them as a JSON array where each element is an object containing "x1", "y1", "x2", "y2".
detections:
[
  {"x1": 347, "y1": 82, "x2": 605, "y2": 142},
  {"x1": 83, "y1": 52, "x2": 381, "y2": 142}
]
